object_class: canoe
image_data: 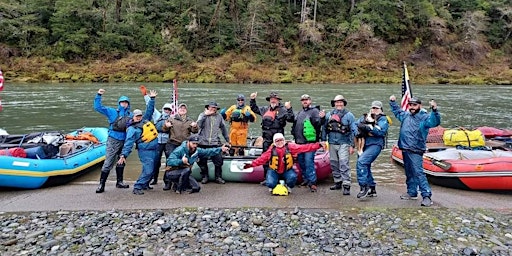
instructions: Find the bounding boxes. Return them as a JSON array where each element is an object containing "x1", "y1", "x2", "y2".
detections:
[
  {"x1": 0, "y1": 127, "x2": 108, "y2": 189},
  {"x1": 391, "y1": 144, "x2": 512, "y2": 191},
  {"x1": 191, "y1": 148, "x2": 331, "y2": 183}
]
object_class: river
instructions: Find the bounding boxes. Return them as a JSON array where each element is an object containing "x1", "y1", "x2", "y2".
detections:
[{"x1": 1, "y1": 83, "x2": 511, "y2": 185}]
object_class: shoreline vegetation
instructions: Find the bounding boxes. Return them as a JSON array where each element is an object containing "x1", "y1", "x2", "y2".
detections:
[{"x1": 3, "y1": 52, "x2": 512, "y2": 85}]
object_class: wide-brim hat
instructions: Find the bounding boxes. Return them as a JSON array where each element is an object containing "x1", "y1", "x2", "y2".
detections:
[
  {"x1": 330, "y1": 95, "x2": 347, "y2": 107},
  {"x1": 266, "y1": 92, "x2": 282, "y2": 101},
  {"x1": 204, "y1": 101, "x2": 219, "y2": 109}
]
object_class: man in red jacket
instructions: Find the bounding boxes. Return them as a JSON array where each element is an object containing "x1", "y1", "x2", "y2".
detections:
[{"x1": 247, "y1": 133, "x2": 326, "y2": 193}]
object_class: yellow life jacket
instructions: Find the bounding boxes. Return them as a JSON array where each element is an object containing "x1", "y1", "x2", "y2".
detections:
[
  {"x1": 135, "y1": 120, "x2": 158, "y2": 143},
  {"x1": 269, "y1": 144, "x2": 294, "y2": 172}
]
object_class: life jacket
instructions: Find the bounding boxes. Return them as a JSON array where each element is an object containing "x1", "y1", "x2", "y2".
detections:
[
  {"x1": 268, "y1": 144, "x2": 293, "y2": 172},
  {"x1": 230, "y1": 105, "x2": 251, "y2": 122},
  {"x1": 112, "y1": 110, "x2": 131, "y2": 132},
  {"x1": 134, "y1": 120, "x2": 158, "y2": 143},
  {"x1": 262, "y1": 108, "x2": 278, "y2": 130},
  {"x1": 326, "y1": 111, "x2": 349, "y2": 134},
  {"x1": 65, "y1": 132, "x2": 100, "y2": 144},
  {"x1": 303, "y1": 119, "x2": 316, "y2": 142}
]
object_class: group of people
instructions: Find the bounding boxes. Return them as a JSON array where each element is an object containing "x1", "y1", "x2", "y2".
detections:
[{"x1": 93, "y1": 88, "x2": 441, "y2": 207}]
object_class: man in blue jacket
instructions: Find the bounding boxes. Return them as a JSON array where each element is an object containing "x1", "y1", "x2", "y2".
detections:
[
  {"x1": 165, "y1": 134, "x2": 230, "y2": 194},
  {"x1": 117, "y1": 90, "x2": 158, "y2": 195},
  {"x1": 389, "y1": 96, "x2": 441, "y2": 207},
  {"x1": 93, "y1": 89, "x2": 132, "y2": 193},
  {"x1": 354, "y1": 101, "x2": 389, "y2": 199}
]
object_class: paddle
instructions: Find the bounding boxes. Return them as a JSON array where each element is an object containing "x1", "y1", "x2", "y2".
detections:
[{"x1": 423, "y1": 155, "x2": 452, "y2": 171}]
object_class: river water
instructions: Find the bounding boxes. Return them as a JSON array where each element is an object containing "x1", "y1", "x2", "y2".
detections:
[{"x1": 1, "y1": 83, "x2": 511, "y2": 185}]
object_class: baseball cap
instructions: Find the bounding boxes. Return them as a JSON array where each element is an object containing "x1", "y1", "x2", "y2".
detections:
[
  {"x1": 409, "y1": 97, "x2": 422, "y2": 104},
  {"x1": 188, "y1": 134, "x2": 200, "y2": 143},
  {"x1": 371, "y1": 101, "x2": 383, "y2": 109},
  {"x1": 300, "y1": 94, "x2": 311, "y2": 100},
  {"x1": 133, "y1": 109, "x2": 143, "y2": 116},
  {"x1": 178, "y1": 103, "x2": 187, "y2": 109}
]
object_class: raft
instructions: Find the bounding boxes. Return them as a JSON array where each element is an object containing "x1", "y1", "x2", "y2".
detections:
[
  {"x1": 191, "y1": 148, "x2": 331, "y2": 184},
  {"x1": 391, "y1": 143, "x2": 512, "y2": 191},
  {"x1": 0, "y1": 127, "x2": 108, "y2": 189}
]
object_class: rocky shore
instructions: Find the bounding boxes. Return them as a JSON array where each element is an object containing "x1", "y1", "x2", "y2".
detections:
[{"x1": 1, "y1": 207, "x2": 511, "y2": 255}]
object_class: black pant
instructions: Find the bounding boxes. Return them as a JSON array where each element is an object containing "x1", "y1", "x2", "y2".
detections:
[{"x1": 197, "y1": 145, "x2": 224, "y2": 178}]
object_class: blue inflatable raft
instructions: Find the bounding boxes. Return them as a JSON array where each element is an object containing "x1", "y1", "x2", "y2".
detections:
[{"x1": 0, "y1": 127, "x2": 108, "y2": 189}]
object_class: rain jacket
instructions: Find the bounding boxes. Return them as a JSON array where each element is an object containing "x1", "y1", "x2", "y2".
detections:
[
  {"x1": 197, "y1": 112, "x2": 229, "y2": 146},
  {"x1": 389, "y1": 100, "x2": 441, "y2": 153},
  {"x1": 120, "y1": 98, "x2": 157, "y2": 158},
  {"x1": 292, "y1": 106, "x2": 321, "y2": 144},
  {"x1": 166, "y1": 140, "x2": 223, "y2": 168},
  {"x1": 155, "y1": 103, "x2": 173, "y2": 144},
  {"x1": 355, "y1": 114, "x2": 389, "y2": 149},
  {"x1": 321, "y1": 108, "x2": 357, "y2": 147},
  {"x1": 94, "y1": 94, "x2": 132, "y2": 141},
  {"x1": 251, "y1": 142, "x2": 321, "y2": 173},
  {"x1": 162, "y1": 114, "x2": 199, "y2": 146},
  {"x1": 250, "y1": 100, "x2": 294, "y2": 132}
]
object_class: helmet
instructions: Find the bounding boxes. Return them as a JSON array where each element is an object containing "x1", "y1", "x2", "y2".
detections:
[
  {"x1": 237, "y1": 94, "x2": 245, "y2": 101},
  {"x1": 118, "y1": 96, "x2": 130, "y2": 104},
  {"x1": 272, "y1": 184, "x2": 289, "y2": 196}
]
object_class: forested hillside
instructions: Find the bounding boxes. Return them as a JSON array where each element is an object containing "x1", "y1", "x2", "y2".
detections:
[{"x1": 1, "y1": 0, "x2": 511, "y2": 84}]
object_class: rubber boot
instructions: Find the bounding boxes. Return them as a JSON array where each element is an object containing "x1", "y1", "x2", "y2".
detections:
[
  {"x1": 115, "y1": 165, "x2": 129, "y2": 188},
  {"x1": 200, "y1": 165, "x2": 209, "y2": 184},
  {"x1": 163, "y1": 171, "x2": 171, "y2": 191},
  {"x1": 342, "y1": 185, "x2": 351, "y2": 195},
  {"x1": 95, "y1": 171, "x2": 109, "y2": 193},
  {"x1": 329, "y1": 182, "x2": 342, "y2": 190},
  {"x1": 214, "y1": 165, "x2": 225, "y2": 184}
]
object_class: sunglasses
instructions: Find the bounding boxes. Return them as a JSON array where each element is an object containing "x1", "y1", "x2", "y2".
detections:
[
  {"x1": 164, "y1": 108, "x2": 171, "y2": 111},
  {"x1": 408, "y1": 103, "x2": 419, "y2": 106},
  {"x1": 371, "y1": 107, "x2": 380, "y2": 109},
  {"x1": 274, "y1": 138, "x2": 285, "y2": 142},
  {"x1": 237, "y1": 99, "x2": 245, "y2": 101}
]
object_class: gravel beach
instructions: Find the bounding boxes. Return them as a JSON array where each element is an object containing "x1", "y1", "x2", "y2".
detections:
[{"x1": 1, "y1": 182, "x2": 512, "y2": 255}]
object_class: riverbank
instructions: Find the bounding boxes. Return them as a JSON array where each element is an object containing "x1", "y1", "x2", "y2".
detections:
[
  {"x1": 1, "y1": 182, "x2": 512, "y2": 255},
  {"x1": 3, "y1": 53, "x2": 512, "y2": 85}
]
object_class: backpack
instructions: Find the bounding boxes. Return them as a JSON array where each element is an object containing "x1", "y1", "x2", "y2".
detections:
[
  {"x1": 112, "y1": 111, "x2": 131, "y2": 132},
  {"x1": 136, "y1": 120, "x2": 158, "y2": 143},
  {"x1": 303, "y1": 119, "x2": 317, "y2": 142}
]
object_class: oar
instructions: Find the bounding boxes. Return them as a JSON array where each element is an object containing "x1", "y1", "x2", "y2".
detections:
[{"x1": 423, "y1": 155, "x2": 452, "y2": 171}]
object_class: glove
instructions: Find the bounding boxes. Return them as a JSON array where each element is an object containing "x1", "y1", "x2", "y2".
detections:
[
  {"x1": 245, "y1": 110, "x2": 251, "y2": 117},
  {"x1": 243, "y1": 163, "x2": 252, "y2": 169}
]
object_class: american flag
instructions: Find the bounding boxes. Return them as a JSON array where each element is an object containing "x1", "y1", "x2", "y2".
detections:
[
  {"x1": 400, "y1": 62, "x2": 413, "y2": 111},
  {"x1": 0, "y1": 68, "x2": 4, "y2": 111},
  {"x1": 171, "y1": 79, "x2": 178, "y2": 115}
]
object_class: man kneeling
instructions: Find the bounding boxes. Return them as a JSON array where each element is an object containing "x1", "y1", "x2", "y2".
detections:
[
  {"x1": 246, "y1": 133, "x2": 326, "y2": 194},
  {"x1": 164, "y1": 134, "x2": 229, "y2": 193}
]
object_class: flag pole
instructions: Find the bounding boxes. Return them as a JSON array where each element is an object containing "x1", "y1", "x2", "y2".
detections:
[{"x1": 400, "y1": 62, "x2": 413, "y2": 111}]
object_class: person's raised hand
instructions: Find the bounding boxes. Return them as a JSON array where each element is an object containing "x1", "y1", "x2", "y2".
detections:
[
  {"x1": 389, "y1": 95, "x2": 396, "y2": 101},
  {"x1": 97, "y1": 89, "x2": 105, "y2": 95},
  {"x1": 250, "y1": 92, "x2": 257, "y2": 99},
  {"x1": 148, "y1": 90, "x2": 158, "y2": 98}
]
